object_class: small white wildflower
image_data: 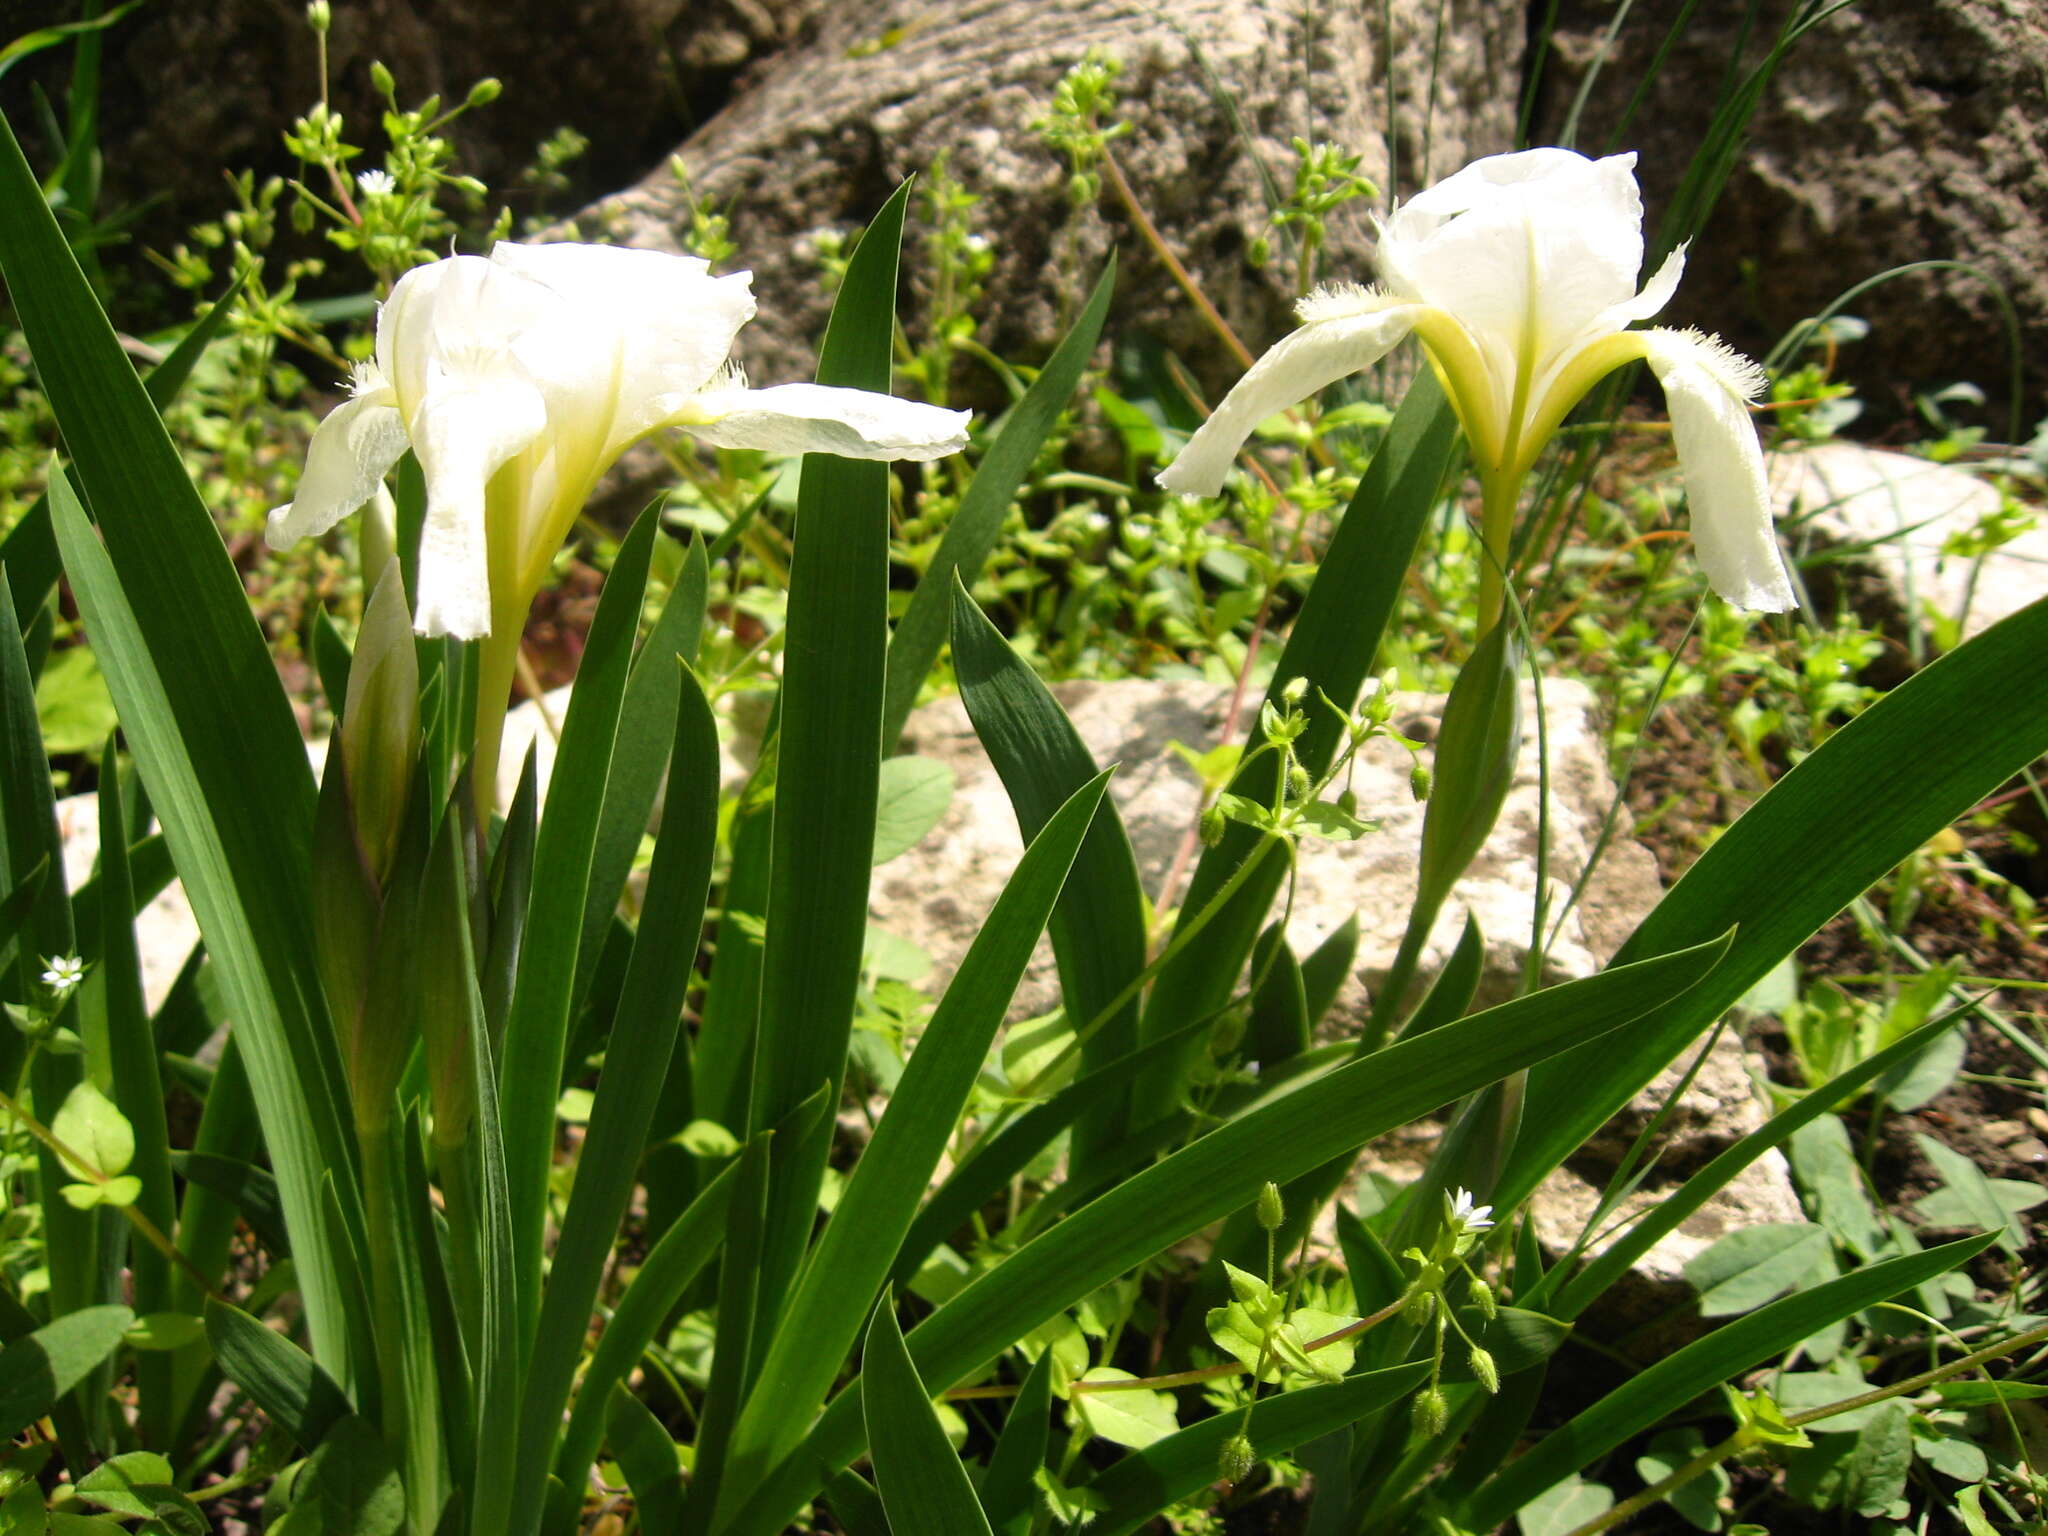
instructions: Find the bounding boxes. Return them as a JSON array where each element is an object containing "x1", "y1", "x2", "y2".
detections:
[
  {"x1": 40, "y1": 955, "x2": 84, "y2": 994},
  {"x1": 1445, "y1": 1187, "x2": 1494, "y2": 1234},
  {"x1": 356, "y1": 169, "x2": 397, "y2": 199}
]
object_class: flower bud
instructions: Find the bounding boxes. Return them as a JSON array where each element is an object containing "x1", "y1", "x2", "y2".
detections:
[
  {"x1": 1399, "y1": 1289, "x2": 1434, "y2": 1328},
  {"x1": 1199, "y1": 803, "x2": 1227, "y2": 847},
  {"x1": 467, "y1": 77, "x2": 503, "y2": 107},
  {"x1": 1337, "y1": 788, "x2": 1358, "y2": 817},
  {"x1": 1281, "y1": 675, "x2": 1309, "y2": 705},
  {"x1": 1286, "y1": 765, "x2": 1310, "y2": 802},
  {"x1": 1219, "y1": 1432, "x2": 1256, "y2": 1485},
  {"x1": 1256, "y1": 1181, "x2": 1285, "y2": 1232},
  {"x1": 1410, "y1": 764, "x2": 1433, "y2": 801},
  {"x1": 1411, "y1": 1386, "x2": 1448, "y2": 1439},
  {"x1": 305, "y1": 0, "x2": 330, "y2": 32},
  {"x1": 1469, "y1": 1346, "x2": 1499, "y2": 1395},
  {"x1": 1248, "y1": 235, "x2": 1271, "y2": 268},
  {"x1": 369, "y1": 60, "x2": 395, "y2": 97},
  {"x1": 1469, "y1": 1275, "x2": 1497, "y2": 1322}
]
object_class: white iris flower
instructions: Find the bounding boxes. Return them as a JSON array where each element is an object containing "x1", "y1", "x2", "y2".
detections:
[
  {"x1": 1158, "y1": 148, "x2": 1795, "y2": 615},
  {"x1": 266, "y1": 241, "x2": 971, "y2": 642}
]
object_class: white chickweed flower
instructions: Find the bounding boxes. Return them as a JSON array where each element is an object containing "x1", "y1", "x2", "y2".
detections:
[
  {"x1": 356, "y1": 169, "x2": 397, "y2": 199},
  {"x1": 40, "y1": 955, "x2": 85, "y2": 994},
  {"x1": 1446, "y1": 1187, "x2": 1494, "y2": 1234}
]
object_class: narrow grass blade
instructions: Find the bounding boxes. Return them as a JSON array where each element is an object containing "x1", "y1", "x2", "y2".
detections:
[
  {"x1": 863, "y1": 1301, "x2": 996, "y2": 1536},
  {"x1": 952, "y1": 579, "x2": 1147, "y2": 1179},
  {"x1": 552, "y1": 1161, "x2": 737, "y2": 1496},
  {"x1": 722, "y1": 772, "x2": 1111, "y2": 1497},
  {"x1": 981, "y1": 1350, "x2": 1054, "y2": 1536},
  {"x1": 717, "y1": 930, "x2": 1731, "y2": 1536},
  {"x1": 1509, "y1": 596, "x2": 2048, "y2": 1211},
  {"x1": 881, "y1": 255, "x2": 1117, "y2": 746},
  {"x1": 1135, "y1": 377, "x2": 1460, "y2": 1120},
  {"x1": 203, "y1": 1297, "x2": 350, "y2": 1450},
  {"x1": 498, "y1": 499, "x2": 659, "y2": 1347},
  {"x1": 572, "y1": 530, "x2": 708, "y2": 1007},
  {"x1": 607, "y1": 1385, "x2": 685, "y2": 1531},
  {"x1": 683, "y1": 1129, "x2": 774, "y2": 1536},
  {"x1": 514, "y1": 666, "x2": 719, "y2": 1510},
  {"x1": 1460, "y1": 1234, "x2": 1997, "y2": 1531},
  {"x1": 748, "y1": 179, "x2": 912, "y2": 1336},
  {"x1": 1085, "y1": 1363, "x2": 1432, "y2": 1536},
  {"x1": 0, "y1": 1305, "x2": 133, "y2": 1440}
]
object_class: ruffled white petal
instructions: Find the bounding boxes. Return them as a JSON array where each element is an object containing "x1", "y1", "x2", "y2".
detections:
[
  {"x1": 673, "y1": 383, "x2": 970, "y2": 461},
  {"x1": 492, "y1": 241, "x2": 758, "y2": 449},
  {"x1": 263, "y1": 377, "x2": 407, "y2": 549},
  {"x1": 1640, "y1": 328, "x2": 1795, "y2": 612},
  {"x1": 1157, "y1": 296, "x2": 1423, "y2": 496},
  {"x1": 408, "y1": 373, "x2": 550, "y2": 639}
]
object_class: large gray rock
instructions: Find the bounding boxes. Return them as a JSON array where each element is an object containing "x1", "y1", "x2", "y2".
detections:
[
  {"x1": 565, "y1": 0, "x2": 1523, "y2": 398},
  {"x1": 1772, "y1": 441, "x2": 2048, "y2": 647},
  {"x1": 1532, "y1": 0, "x2": 2048, "y2": 420}
]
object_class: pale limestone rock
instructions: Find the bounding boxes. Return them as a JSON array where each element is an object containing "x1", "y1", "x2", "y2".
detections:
[{"x1": 1772, "y1": 442, "x2": 2046, "y2": 645}]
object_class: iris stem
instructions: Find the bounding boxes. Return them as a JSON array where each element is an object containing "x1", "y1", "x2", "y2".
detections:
[{"x1": 1476, "y1": 470, "x2": 1519, "y2": 637}]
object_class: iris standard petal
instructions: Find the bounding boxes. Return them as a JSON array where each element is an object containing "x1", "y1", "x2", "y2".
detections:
[
  {"x1": 492, "y1": 241, "x2": 759, "y2": 448},
  {"x1": 263, "y1": 377, "x2": 408, "y2": 549},
  {"x1": 1157, "y1": 292, "x2": 1423, "y2": 495},
  {"x1": 1640, "y1": 327, "x2": 1796, "y2": 613},
  {"x1": 409, "y1": 373, "x2": 550, "y2": 639},
  {"x1": 673, "y1": 382, "x2": 970, "y2": 460}
]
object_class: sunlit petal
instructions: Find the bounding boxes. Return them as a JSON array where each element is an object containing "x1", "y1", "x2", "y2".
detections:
[
  {"x1": 1640, "y1": 328, "x2": 1796, "y2": 612},
  {"x1": 1157, "y1": 290, "x2": 1423, "y2": 496},
  {"x1": 263, "y1": 369, "x2": 406, "y2": 549},
  {"x1": 674, "y1": 381, "x2": 970, "y2": 460},
  {"x1": 409, "y1": 373, "x2": 550, "y2": 639}
]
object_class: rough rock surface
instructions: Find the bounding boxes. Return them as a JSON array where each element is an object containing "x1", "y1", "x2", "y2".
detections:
[
  {"x1": 1772, "y1": 441, "x2": 2048, "y2": 646},
  {"x1": 1533, "y1": 0, "x2": 2048, "y2": 418},
  {"x1": 566, "y1": 0, "x2": 1523, "y2": 397},
  {"x1": 0, "y1": 0, "x2": 827, "y2": 267}
]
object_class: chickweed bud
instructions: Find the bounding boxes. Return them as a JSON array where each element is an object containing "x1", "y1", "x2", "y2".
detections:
[
  {"x1": 1469, "y1": 1276, "x2": 1497, "y2": 1322},
  {"x1": 1219, "y1": 1432, "x2": 1256, "y2": 1485},
  {"x1": 1256, "y1": 1181, "x2": 1285, "y2": 1233},
  {"x1": 1280, "y1": 675, "x2": 1309, "y2": 705},
  {"x1": 1411, "y1": 1386, "x2": 1448, "y2": 1439},
  {"x1": 369, "y1": 60, "x2": 396, "y2": 98},
  {"x1": 1410, "y1": 764, "x2": 1433, "y2": 802},
  {"x1": 1337, "y1": 788, "x2": 1358, "y2": 817},
  {"x1": 305, "y1": 0, "x2": 331, "y2": 33},
  {"x1": 1199, "y1": 803, "x2": 1227, "y2": 847},
  {"x1": 1400, "y1": 1289, "x2": 1434, "y2": 1328},
  {"x1": 1248, "y1": 234, "x2": 1271, "y2": 268},
  {"x1": 1469, "y1": 1346, "x2": 1499, "y2": 1395},
  {"x1": 1286, "y1": 765, "x2": 1311, "y2": 802},
  {"x1": 466, "y1": 77, "x2": 503, "y2": 107}
]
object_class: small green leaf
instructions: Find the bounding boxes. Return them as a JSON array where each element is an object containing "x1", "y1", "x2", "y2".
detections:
[
  {"x1": 74, "y1": 1453, "x2": 176, "y2": 1518},
  {"x1": 272, "y1": 1416, "x2": 404, "y2": 1536},
  {"x1": 1516, "y1": 1476, "x2": 1614, "y2": 1536},
  {"x1": 1683, "y1": 1222, "x2": 1831, "y2": 1315},
  {"x1": 51, "y1": 1080, "x2": 134, "y2": 1179},
  {"x1": 675, "y1": 1119, "x2": 740, "y2": 1158},
  {"x1": 1911, "y1": 1134, "x2": 2045, "y2": 1253},
  {"x1": 1932, "y1": 1380, "x2": 2048, "y2": 1406},
  {"x1": 1032, "y1": 1466, "x2": 1108, "y2": 1527},
  {"x1": 1635, "y1": 1428, "x2": 1728, "y2": 1532},
  {"x1": 1067, "y1": 1369, "x2": 1179, "y2": 1449},
  {"x1": 33, "y1": 645, "x2": 118, "y2": 756},
  {"x1": 0, "y1": 1306, "x2": 134, "y2": 1440},
  {"x1": 872, "y1": 756, "x2": 955, "y2": 865},
  {"x1": 1293, "y1": 798, "x2": 1375, "y2": 841}
]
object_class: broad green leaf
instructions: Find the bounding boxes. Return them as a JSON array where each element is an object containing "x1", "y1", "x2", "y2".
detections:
[
  {"x1": 1080, "y1": 1363, "x2": 1431, "y2": 1536},
  {"x1": 272, "y1": 1416, "x2": 404, "y2": 1536},
  {"x1": 747, "y1": 180, "x2": 912, "y2": 1342},
  {"x1": 1460, "y1": 1235, "x2": 1995, "y2": 1530},
  {"x1": 498, "y1": 497, "x2": 660, "y2": 1344},
  {"x1": 0, "y1": 1305, "x2": 132, "y2": 1440},
  {"x1": 717, "y1": 930, "x2": 1732, "y2": 1536},
  {"x1": 1683, "y1": 1222, "x2": 1832, "y2": 1316},
  {"x1": 1066, "y1": 1370, "x2": 1179, "y2": 1450},
  {"x1": 3, "y1": 111, "x2": 362, "y2": 1374},
  {"x1": 871, "y1": 756, "x2": 955, "y2": 865},
  {"x1": 1787, "y1": 1116, "x2": 1886, "y2": 1259},
  {"x1": 863, "y1": 1302, "x2": 995, "y2": 1536},
  {"x1": 1911, "y1": 1134, "x2": 2045, "y2": 1253},
  {"x1": 513, "y1": 666, "x2": 720, "y2": 1514},
  {"x1": 881, "y1": 254, "x2": 1117, "y2": 747},
  {"x1": 605, "y1": 1386, "x2": 684, "y2": 1532},
  {"x1": 203, "y1": 1299, "x2": 349, "y2": 1451},
  {"x1": 722, "y1": 773, "x2": 1110, "y2": 1497},
  {"x1": 1511, "y1": 595, "x2": 2048, "y2": 1214},
  {"x1": 952, "y1": 577, "x2": 1147, "y2": 1179},
  {"x1": 1135, "y1": 375, "x2": 1458, "y2": 1118},
  {"x1": 73, "y1": 1453, "x2": 175, "y2": 1519},
  {"x1": 1635, "y1": 1428, "x2": 1728, "y2": 1532}
]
